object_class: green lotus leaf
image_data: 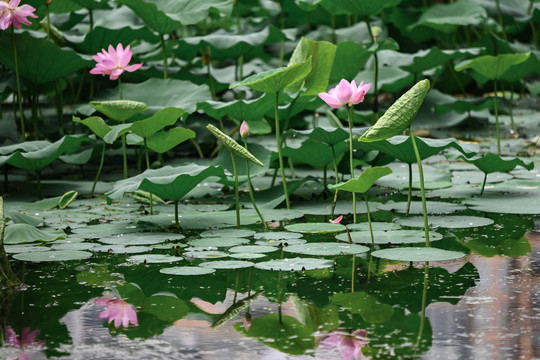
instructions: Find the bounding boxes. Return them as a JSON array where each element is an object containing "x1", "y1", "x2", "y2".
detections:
[
  {"x1": 128, "y1": 254, "x2": 183, "y2": 264},
  {"x1": 283, "y1": 141, "x2": 347, "y2": 169},
  {"x1": 254, "y1": 257, "x2": 333, "y2": 271},
  {"x1": 187, "y1": 237, "x2": 249, "y2": 247},
  {"x1": 73, "y1": 116, "x2": 111, "y2": 140},
  {"x1": 287, "y1": 127, "x2": 349, "y2": 146},
  {"x1": 335, "y1": 229, "x2": 442, "y2": 244},
  {"x1": 73, "y1": 25, "x2": 158, "y2": 54},
  {"x1": 12, "y1": 250, "x2": 92, "y2": 262},
  {"x1": 230, "y1": 60, "x2": 312, "y2": 93},
  {"x1": 160, "y1": 266, "x2": 215, "y2": 276},
  {"x1": 228, "y1": 245, "x2": 278, "y2": 254},
  {"x1": 199, "y1": 229, "x2": 255, "y2": 238},
  {"x1": 4, "y1": 224, "x2": 66, "y2": 244},
  {"x1": 328, "y1": 166, "x2": 392, "y2": 193},
  {"x1": 145, "y1": 127, "x2": 196, "y2": 154},
  {"x1": 401, "y1": 46, "x2": 482, "y2": 75},
  {"x1": 58, "y1": 191, "x2": 78, "y2": 209},
  {"x1": 284, "y1": 223, "x2": 346, "y2": 234},
  {"x1": 129, "y1": 107, "x2": 185, "y2": 138},
  {"x1": 408, "y1": 0, "x2": 487, "y2": 33},
  {"x1": 89, "y1": 100, "x2": 148, "y2": 122},
  {"x1": 199, "y1": 260, "x2": 254, "y2": 269},
  {"x1": 106, "y1": 164, "x2": 226, "y2": 201},
  {"x1": 197, "y1": 93, "x2": 274, "y2": 122},
  {"x1": 321, "y1": 0, "x2": 401, "y2": 16},
  {"x1": 214, "y1": 144, "x2": 271, "y2": 185},
  {"x1": 359, "y1": 79, "x2": 430, "y2": 142},
  {"x1": 458, "y1": 153, "x2": 534, "y2": 174},
  {"x1": 330, "y1": 41, "x2": 371, "y2": 83},
  {"x1": 0, "y1": 33, "x2": 89, "y2": 84},
  {"x1": 331, "y1": 292, "x2": 394, "y2": 323},
  {"x1": 455, "y1": 53, "x2": 530, "y2": 80},
  {"x1": 396, "y1": 215, "x2": 494, "y2": 229},
  {"x1": 283, "y1": 242, "x2": 370, "y2": 256},
  {"x1": 371, "y1": 247, "x2": 466, "y2": 262},
  {"x1": 206, "y1": 124, "x2": 264, "y2": 167},
  {"x1": 457, "y1": 235, "x2": 531, "y2": 258}
]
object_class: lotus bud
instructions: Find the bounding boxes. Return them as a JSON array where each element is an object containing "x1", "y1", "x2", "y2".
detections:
[
  {"x1": 240, "y1": 121, "x2": 249, "y2": 139},
  {"x1": 243, "y1": 313, "x2": 252, "y2": 331}
]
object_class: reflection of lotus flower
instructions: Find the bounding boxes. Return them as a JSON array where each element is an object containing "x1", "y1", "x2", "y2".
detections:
[
  {"x1": 5, "y1": 326, "x2": 45, "y2": 360},
  {"x1": 318, "y1": 80, "x2": 371, "y2": 109},
  {"x1": 0, "y1": 0, "x2": 37, "y2": 30},
  {"x1": 96, "y1": 296, "x2": 138, "y2": 328},
  {"x1": 330, "y1": 215, "x2": 343, "y2": 224},
  {"x1": 321, "y1": 329, "x2": 368, "y2": 360},
  {"x1": 89, "y1": 44, "x2": 143, "y2": 81},
  {"x1": 242, "y1": 313, "x2": 252, "y2": 332}
]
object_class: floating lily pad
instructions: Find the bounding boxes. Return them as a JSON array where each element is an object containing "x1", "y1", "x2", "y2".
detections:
[
  {"x1": 188, "y1": 237, "x2": 249, "y2": 248},
  {"x1": 127, "y1": 254, "x2": 183, "y2": 264},
  {"x1": 347, "y1": 222, "x2": 401, "y2": 231},
  {"x1": 283, "y1": 242, "x2": 370, "y2": 256},
  {"x1": 284, "y1": 222, "x2": 346, "y2": 234},
  {"x1": 99, "y1": 233, "x2": 184, "y2": 246},
  {"x1": 371, "y1": 247, "x2": 466, "y2": 262},
  {"x1": 254, "y1": 238, "x2": 308, "y2": 247},
  {"x1": 4, "y1": 224, "x2": 66, "y2": 244},
  {"x1": 13, "y1": 250, "x2": 92, "y2": 262},
  {"x1": 396, "y1": 216, "x2": 494, "y2": 229},
  {"x1": 199, "y1": 260, "x2": 255, "y2": 269},
  {"x1": 159, "y1": 266, "x2": 216, "y2": 276},
  {"x1": 463, "y1": 194, "x2": 540, "y2": 214},
  {"x1": 91, "y1": 245, "x2": 153, "y2": 254},
  {"x1": 452, "y1": 171, "x2": 512, "y2": 185},
  {"x1": 255, "y1": 257, "x2": 333, "y2": 271},
  {"x1": 51, "y1": 242, "x2": 97, "y2": 251},
  {"x1": 229, "y1": 245, "x2": 278, "y2": 254},
  {"x1": 335, "y1": 230, "x2": 443, "y2": 244},
  {"x1": 378, "y1": 200, "x2": 466, "y2": 214},
  {"x1": 71, "y1": 223, "x2": 143, "y2": 237},
  {"x1": 5, "y1": 245, "x2": 50, "y2": 254},
  {"x1": 183, "y1": 251, "x2": 229, "y2": 259},
  {"x1": 253, "y1": 232, "x2": 303, "y2": 240},
  {"x1": 199, "y1": 229, "x2": 255, "y2": 238},
  {"x1": 229, "y1": 253, "x2": 267, "y2": 260}
]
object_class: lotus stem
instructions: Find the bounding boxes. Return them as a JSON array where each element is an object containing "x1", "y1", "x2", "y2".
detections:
[
  {"x1": 413, "y1": 263, "x2": 429, "y2": 356},
  {"x1": 367, "y1": 254, "x2": 373, "y2": 283},
  {"x1": 494, "y1": 0, "x2": 508, "y2": 41},
  {"x1": 330, "y1": 145, "x2": 339, "y2": 218},
  {"x1": 406, "y1": 162, "x2": 413, "y2": 217},
  {"x1": 347, "y1": 106, "x2": 357, "y2": 223},
  {"x1": 409, "y1": 127, "x2": 430, "y2": 246},
  {"x1": 161, "y1": 35, "x2": 168, "y2": 80},
  {"x1": 174, "y1": 200, "x2": 181, "y2": 228},
  {"x1": 118, "y1": 77, "x2": 123, "y2": 100},
  {"x1": 243, "y1": 139, "x2": 267, "y2": 228},
  {"x1": 230, "y1": 151, "x2": 241, "y2": 228},
  {"x1": 89, "y1": 9, "x2": 94, "y2": 31},
  {"x1": 480, "y1": 173, "x2": 488, "y2": 196},
  {"x1": 351, "y1": 254, "x2": 356, "y2": 293},
  {"x1": 205, "y1": 51, "x2": 217, "y2": 100},
  {"x1": 11, "y1": 28, "x2": 26, "y2": 141},
  {"x1": 144, "y1": 138, "x2": 153, "y2": 215},
  {"x1": 36, "y1": 170, "x2": 42, "y2": 199},
  {"x1": 364, "y1": 193, "x2": 375, "y2": 250},
  {"x1": 365, "y1": 17, "x2": 379, "y2": 121},
  {"x1": 493, "y1": 80, "x2": 501, "y2": 156},
  {"x1": 91, "y1": 142, "x2": 106, "y2": 197},
  {"x1": 275, "y1": 91, "x2": 290, "y2": 209},
  {"x1": 0, "y1": 197, "x2": 22, "y2": 287},
  {"x1": 509, "y1": 84, "x2": 518, "y2": 135}
]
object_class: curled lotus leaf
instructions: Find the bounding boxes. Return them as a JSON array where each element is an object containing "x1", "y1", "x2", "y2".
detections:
[
  {"x1": 89, "y1": 100, "x2": 148, "y2": 122},
  {"x1": 206, "y1": 124, "x2": 263, "y2": 167}
]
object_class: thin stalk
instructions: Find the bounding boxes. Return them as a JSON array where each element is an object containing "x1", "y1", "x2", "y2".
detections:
[
  {"x1": 118, "y1": 77, "x2": 123, "y2": 100},
  {"x1": 45, "y1": 4, "x2": 51, "y2": 40},
  {"x1": 91, "y1": 142, "x2": 106, "y2": 197},
  {"x1": 244, "y1": 139, "x2": 267, "y2": 228},
  {"x1": 118, "y1": 78, "x2": 129, "y2": 179},
  {"x1": 55, "y1": 81, "x2": 64, "y2": 137},
  {"x1": 493, "y1": 80, "x2": 501, "y2": 156},
  {"x1": 230, "y1": 151, "x2": 241, "y2": 228},
  {"x1": 330, "y1": 145, "x2": 339, "y2": 218},
  {"x1": 31, "y1": 90, "x2": 39, "y2": 140},
  {"x1": 413, "y1": 263, "x2": 429, "y2": 355},
  {"x1": 11, "y1": 28, "x2": 25, "y2": 141},
  {"x1": 409, "y1": 127, "x2": 430, "y2": 246},
  {"x1": 364, "y1": 193, "x2": 375, "y2": 250},
  {"x1": 279, "y1": 6, "x2": 285, "y2": 66},
  {"x1": 495, "y1": 0, "x2": 508, "y2": 41},
  {"x1": 275, "y1": 91, "x2": 290, "y2": 209},
  {"x1": 206, "y1": 51, "x2": 217, "y2": 100},
  {"x1": 406, "y1": 162, "x2": 413, "y2": 217},
  {"x1": 161, "y1": 35, "x2": 169, "y2": 80},
  {"x1": 190, "y1": 138, "x2": 204, "y2": 158},
  {"x1": 480, "y1": 173, "x2": 488, "y2": 196},
  {"x1": 331, "y1": 15, "x2": 336, "y2": 44},
  {"x1": 365, "y1": 17, "x2": 379, "y2": 121},
  {"x1": 174, "y1": 200, "x2": 181, "y2": 228},
  {"x1": 351, "y1": 254, "x2": 356, "y2": 293},
  {"x1": 347, "y1": 106, "x2": 356, "y2": 223},
  {"x1": 509, "y1": 83, "x2": 518, "y2": 135},
  {"x1": 144, "y1": 138, "x2": 153, "y2": 215},
  {"x1": 89, "y1": 9, "x2": 94, "y2": 31},
  {"x1": 36, "y1": 170, "x2": 42, "y2": 199}
]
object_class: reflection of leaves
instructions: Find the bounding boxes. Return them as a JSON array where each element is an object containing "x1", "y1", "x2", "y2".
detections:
[
  {"x1": 457, "y1": 235, "x2": 531, "y2": 258},
  {"x1": 211, "y1": 290, "x2": 263, "y2": 329},
  {"x1": 332, "y1": 291, "x2": 394, "y2": 323},
  {"x1": 143, "y1": 294, "x2": 189, "y2": 323},
  {"x1": 234, "y1": 314, "x2": 315, "y2": 355}
]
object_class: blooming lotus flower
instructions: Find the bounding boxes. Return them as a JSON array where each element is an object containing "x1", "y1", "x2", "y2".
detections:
[
  {"x1": 96, "y1": 296, "x2": 138, "y2": 328},
  {"x1": 321, "y1": 329, "x2": 368, "y2": 360},
  {"x1": 89, "y1": 43, "x2": 143, "y2": 81},
  {"x1": 5, "y1": 326, "x2": 45, "y2": 360},
  {"x1": 0, "y1": 0, "x2": 37, "y2": 30},
  {"x1": 318, "y1": 80, "x2": 371, "y2": 109},
  {"x1": 240, "y1": 121, "x2": 249, "y2": 138},
  {"x1": 330, "y1": 215, "x2": 343, "y2": 224}
]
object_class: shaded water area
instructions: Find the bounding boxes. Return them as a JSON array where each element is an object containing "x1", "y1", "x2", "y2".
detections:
[{"x1": 0, "y1": 189, "x2": 538, "y2": 360}]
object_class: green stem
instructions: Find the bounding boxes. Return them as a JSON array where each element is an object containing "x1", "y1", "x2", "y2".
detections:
[
  {"x1": 495, "y1": 0, "x2": 508, "y2": 41},
  {"x1": 161, "y1": 35, "x2": 169, "y2": 80},
  {"x1": 509, "y1": 84, "x2": 517, "y2": 135},
  {"x1": 414, "y1": 263, "x2": 429, "y2": 355},
  {"x1": 347, "y1": 106, "x2": 356, "y2": 223},
  {"x1": 406, "y1": 162, "x2": 413, "y2": 217},
  {"x1": 11, "y1": 28, "x2": 25, "y2": 141},
  {"x1": 480, "y1": 173, "x2": 488, "y2": 196},
  {"x1": 89, "y1": 9, "x2": 94, "y2": 31},
  {"x1": 330, "y1": 145, "x2": 339, "y2": 218},
  {"x1": 118, "y1": 77, "x2": 123, "y2": 100},
  {"x1": 494, "y1": 80, "x2": 501, "y2": 156},
  {"x1": 279, "y1": 7, "x2": 285, "y2": 66},
  {"x1": 174, "y1": 200, "x2": 181, "y2": 228},
  {"x1": 55, "y1": 80, "x2": 64, "y2": 137},
  {"x1": 364, "y1": 193, "x2": 375, "y2": 250},
  {"x1": 351, "y1": 254, "x2": 356, "y2": 293},
  {"x1": 409, "y1": 127, "x2": 430, "y2": 246},
  {"x1": 230, "y1": 151, "x2": 240, "y2": 228},
  {"x1": 331, "y1": 15, "x2": 336, "y2": 44},
  {"x1": 36, "y1": 170, "x2": 42, "y2": 199},
  {"x1": 190, "y1": 138, "x2": 204, "y2": 158},
  {"x1": 46, "y1": 5, "x2": 51, "y2": 40},
  {"x1": 91, "y1": 142, "x2": 106, "y2": 197},
  {"x1": 365, "y1": 17, "x2": 379, "y2": 121},
  {"x1": 275, "y1": 91, "x2": 290, "y2": 209},
  {"x1": 206, "y1": 51, "x2": 217, "y2": 100},
  {"x1": 144, "y1": 138, "x2": 153, "y2": 215},
  {"x1": 244, "y1": 139, "x2": 267, "y2": 228}
]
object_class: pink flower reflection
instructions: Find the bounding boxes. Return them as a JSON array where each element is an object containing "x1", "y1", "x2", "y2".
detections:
[
  {"x1": 330, "y1": 215, "x2": 343, "y2": 224},
  {"x1": 5, "y1": 326, "x2": 45, "y2": 360},
  {"x1": 321, "y1": 329, "x2": 368, "y2": 360},
  {"x1": 96, "y1": 296, "x2": 138, "y2": 328},
  {"x1": 89, "y1": 43, "x2": 143, "y2": 81},
  {"x1": 0, "y1": 0, "x2": 37, "y2": 30},
  {"x1": 318, "y1": 79, "x2": 371, "y2": 109}
]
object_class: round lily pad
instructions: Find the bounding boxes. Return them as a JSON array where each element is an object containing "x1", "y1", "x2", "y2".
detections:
[
  {"x1": 283, "y1": 242, "x2": 370, "y2": 256},
  {"x1": 254, "y1": 238, "x2": 307, "y2": 246},
  {"x1": 12, "y1": 250, "x2": 92, "y2": 262},
  {"x1": 347, "y1": 222, "x2": 401, "y2": 231},
  {"x1": 371, "y1": 247, "x2": 466, "y2": 262},
  {"x1": 463, "y1": 193, "x2": 540, "y2": 214},
  {"x1": 378, "y1": 201, "x2": 466, "y2": 214},
  {"x1": 396, "y1": 216, "x2": 494, "y2": 229},
  {"x1": 51, "y1": 242, "x2": 97, "y2": 251},
  {"x1": 127, "y1": 254, "x2": 183, "y2": 264},
  {"x1": 335, "y1": 230, "x2": 443, "y2": 244},
  {"x1": 284, "y1": 222, "x2": 346, "y2": 234},
  {"x1": 152, "y1": 243, "x2": 188, "y2": 250},
  {"x1": 159, "y1": 266, "x2": 216, "y2": 276},
  {"x1": 199, "y1": 229, "x2": 255, "y2": 238},
  {"x1": 91, "y1": 245, "x2": 153, "y2": 254},
  {"x1": 229, "y1": 253, "x2": 267, "y2": 259},
  {"x1": 255, "y1": 257, "x2": 333, "y2": 271},
  {"x1": 183, "y1": 251, "x2": 229, "y2": 259},
  {"x1": 71, "y1": 223, "x2": 143, "y2": 236},
  {"x1": 452, "y1": 171, "x2": 512, "y2": 185},
  {"x1": 199, "y1": 260, "x2": 254, "y2": 269},
  {"x1": 99, "y1": 233, "x2": 184, "y2": 245},
  {"x1": 5, "y1": 245, "x2": 50, "y2": 254},
  {"x1": 253, "y1": 232, "x2": 303, "y2": 240},
  {"x1": 229, "y1": 245, "x2": 278, "y2": 254},
  {"x1": 188, "y1": 237, "x2": 249, "y2": 247}
]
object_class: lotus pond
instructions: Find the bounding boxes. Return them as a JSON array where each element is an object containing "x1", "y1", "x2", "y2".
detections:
[{"x1": 1, "y1": 0, "x2": 540, "y2": 359}]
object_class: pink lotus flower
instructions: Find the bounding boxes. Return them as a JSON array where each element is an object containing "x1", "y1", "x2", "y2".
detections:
[
  {"x1": 330, "y1": 215, "x2": 343, "y2": 224},
  {"x1": 240, "y1": 121, "x2": 249, "y2": 138},
  {"x1": 321, "y1": 329, "x2": 368, "y2": 360},
  {"x1": 5, "y1": 326, "x2": 45, "y2": 360},
  {"x1": 319, "y1": 80, "x2": 371, "y2": 109},
  {"x1": 242, "y1": 313, "x2": 252, "y2": 331},
  {"x1": 89, "y1": 43, "x2": 143, "y2": 81},
  {"x1": 0, "y1": 0, "x2": 37, "y2": 30},
  {"x1": 96, "y1": 296, "x2": 138, "y2": 328}
]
